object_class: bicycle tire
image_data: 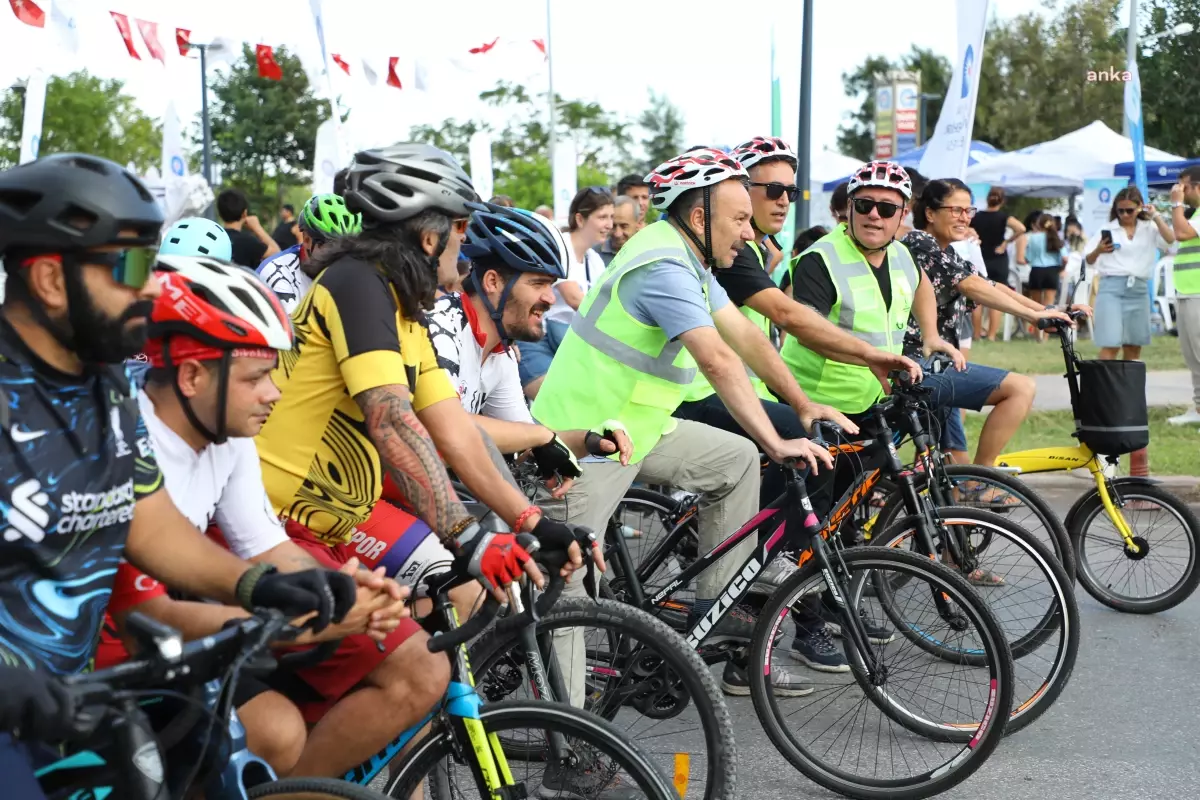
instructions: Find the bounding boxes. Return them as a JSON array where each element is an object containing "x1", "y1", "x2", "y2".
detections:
[
  {"x1": 1069, "y1": 482, "x2": 1200, "y2": 613},
  {"x1": 383, "y1": 700, "x2": 680, "y2": 800},
  {"x1": 746, "y1": 548, "x2": 1013, "y2": 800},
  {"x1": 874, "y1": 464, "x2": 1075, "y2": 581},
  {"x1": 470, "y1": 597, "x2": 735, "y2": 800},
  {"x1": 606, "y1": 488, "x2": 697, "y2": 602},
  {"x1": 249, "y1": 776, "x2": 397, "y2": 799},
  {"x1": 872, "y1": 508, "x2": 1078, "y2": 735}
]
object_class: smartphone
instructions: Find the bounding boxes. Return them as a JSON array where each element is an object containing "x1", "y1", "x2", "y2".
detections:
[{"x1": 1100, "y1": 229, "x2": 1112, "y2": 245}]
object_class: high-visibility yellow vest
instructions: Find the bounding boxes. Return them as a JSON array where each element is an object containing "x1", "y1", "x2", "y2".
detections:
[{"x1": 1174, "y1": 208, "x2": 1200, "y2": 295}]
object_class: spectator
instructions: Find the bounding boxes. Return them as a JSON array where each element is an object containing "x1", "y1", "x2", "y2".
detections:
[
  {"x1": 1064, "y1": 215, "x2": 1085, "y2": 252},
  {"x1": 971, "y1": 187, "x2": 1027, "y2": 342},
  {"x1": 596, "y1": 195, "x2": 640, "y2": 266},
  {"x1": 1024, "y1": 213, "x2": 1068, "y2": 339},
  {"x1": 895, "y1": 168, "x2": 927, "y2": 239},
  {"x1": 490, "y1": 195, "x2": 515, "y2": 208},
  {"x1": 332, "y1": 168, "x2": 348, "y2": 196},
  {"x1": 518, "y1": 187, "x2": 613, "y2": 399},
  {"x1": 272, "y1": 203, "x2": 299, "y2": 250},
  {"x1": 780, "y1": 224, "x2": 829, "y2": 298},
  {"x1": 534, "y1": 205, "x2": 555, "y2": 220},
  {"x1": 616, "y1": 173, "x2": 651, "y2": 221},
  {"x1": 216, "y1": 188, "x2": 280, "y2": 269},
  {"x1": 829, "y1": 181, "x2": 849, "y2": 226},
  {"x1": 1168, "y1": 167, "x2": 1200, "y2": 426}
]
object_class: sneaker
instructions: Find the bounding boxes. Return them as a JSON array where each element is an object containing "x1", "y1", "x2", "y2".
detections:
[
  {"x1": 750, "y1": 553, "x2": 798, "y2": 595},
  {"x1": 790, "y1": 626, "x2": 850, "y2": 673},
  {"x1": 687, "y1": 604, "x2": 756, "y2": 644},
  {"x1": 539, "y1": 758, "x2": 642, "y2": 800},
  {"x1": 821, "y1": 607, "x2": 896, "y2": 645},
  {"x1": 721, "y1": 659, "x2": 813, "y2": 697},
  {"x1": 1168, "y1": 408, "x2": 1200, "y2": 426}
]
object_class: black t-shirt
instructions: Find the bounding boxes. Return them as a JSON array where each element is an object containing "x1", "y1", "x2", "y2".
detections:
[
  {"x1": 971, "y1": 210, "x2": 1009, "y2": 260},
  {"x1": 272, "y1": 220, "x2": 298, "y2": 250},
  {"x1": 227, "y1": 227, "x2": 269, "y2": 269},
  {"x1": 713, "y1": 241, "x2": 778, "y2": 307},
  {"x1": 791, "y1": 250, "x2": 892, "y2": 318}
]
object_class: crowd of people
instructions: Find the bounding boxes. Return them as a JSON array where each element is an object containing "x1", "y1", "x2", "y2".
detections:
[{"x1": 0, "y1": 128, "x2": 1197, "y2": 800}]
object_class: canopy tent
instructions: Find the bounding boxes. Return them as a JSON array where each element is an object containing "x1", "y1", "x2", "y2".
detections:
[
  {"x1": 820, "y1": 141, "x2": 1002, "y2": 191},
  {"x1": 1115, "y1": 158, "x2": 1200, "y2": 186},
  {"x1": 965, "y1": 120, "x2": 1187, "y2": 196}
]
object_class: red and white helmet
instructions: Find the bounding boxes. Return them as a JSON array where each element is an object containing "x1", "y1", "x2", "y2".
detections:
[
  {"x1": 644, "y1": 148, "x2": 749, "y2": 212},
  {"x1": 732, "y1": 136, "x2": 798, "y2": 171},
  {"x1": 847, "y1": 160, "x2": 912, "y2": 201},
  {"x1": 143, "y1": 254, "x2": 293, "y2": 369}
]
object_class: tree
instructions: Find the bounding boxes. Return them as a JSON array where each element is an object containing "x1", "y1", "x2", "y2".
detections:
[
  {"x1": 1139, "y1": 0, "x2": 1200, "y2": 157},
  {"x1": 205, "y1": 45, "x2": 330, "y2": 220},
  {"x1": 639, "y1": 91, "x2": 686, "y2": 171},
  {"x1": 0, "y1": 71, "x2": 160, "y2": 171},
  {"x1": 836, "y1": 48, "x2": 952, "y2": 161}
]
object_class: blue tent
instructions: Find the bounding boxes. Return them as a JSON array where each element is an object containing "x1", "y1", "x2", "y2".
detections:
[
  {"x1": 821, "y1": 141, "x2": 1003, "y2": 191},
  {"x1": 1114, "y1": 158, "x2": 1200, "y2": 186}
]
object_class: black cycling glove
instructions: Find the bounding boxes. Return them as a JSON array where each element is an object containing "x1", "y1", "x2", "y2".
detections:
[
  {"x1": 0, "y1": 667, "x2": 76, "y2": 742},
  {"x1": 584, "y1": 420, "x2": 627, "y2": 457},
  {"x1": 237, "y1": 565, "x2": 357, "y2": 633},
  {"x1": 529, "y1": 431, "x2": 581, "y2": 480}
]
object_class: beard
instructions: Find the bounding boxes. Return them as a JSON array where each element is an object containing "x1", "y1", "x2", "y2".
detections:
[
  {"x1": 504, "y1": 301, "x2": 552, "y2": 343},
  {"x1": 56, "y1": 287, "x2": 154, "y2": 365}
]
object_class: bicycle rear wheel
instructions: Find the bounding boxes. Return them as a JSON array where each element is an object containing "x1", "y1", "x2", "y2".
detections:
[
  {"x1": 747, "y1": 548, "x2": 1013, "y2": 800},
  {"x1": 249, "y1": 777, "x2": 398, "y2": 799},
  {"x1": 384, "y1": 700, "x2": 680, "y2": 800}
]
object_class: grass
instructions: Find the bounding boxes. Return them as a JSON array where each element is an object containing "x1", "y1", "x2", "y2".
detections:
[
  {"x1": 959, "y1": 406, "x2": 1200, "y2": 476},
  {"x1": 965, "y1": 333, "x2": 1187, "y2": 374}
]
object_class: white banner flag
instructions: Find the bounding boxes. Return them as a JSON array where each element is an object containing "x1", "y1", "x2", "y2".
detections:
[
  {"x1": 161, "y1": 99, "x2": 187, "y2": 181},
  {"x1": 312, "y1": 118, "x2": 341, "y2": 195},
  {"x1": 468, "y1": 131, "x2": 494, "y2": 203},
  {"x1": 19, "y1": 70, "x2": 48, "y2": 165},
  {"x1": 918, "y1": 0, "x2": 989, "y2": 180},
  {"x1": 551, "y1": 139, "x2": 577, "y2": 225}
]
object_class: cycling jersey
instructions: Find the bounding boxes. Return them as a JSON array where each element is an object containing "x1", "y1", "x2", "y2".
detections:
[
  {"x1": 426, "y1": 293, "x2": 532, "y2": 423},
  {"x1": 0, "y1": 318, "x2": 162, "y2": 675},
  {"x1": 256, "y1": 244, "x2": 311, "y2": 314},
  {"x1": 255, "y1": 256, "x2": 458, "y2": 545}
]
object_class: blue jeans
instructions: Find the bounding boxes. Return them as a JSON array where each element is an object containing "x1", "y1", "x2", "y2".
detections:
[
  {"x1": 919, "y1": 358, "x2": 1008, "y2": 453},
  {"x1": 1094, "y1": 276, "x2": 1151, "y2": 348},
  {"x1": 517, "y1": 319, "x2": 570, "y2": 386}
]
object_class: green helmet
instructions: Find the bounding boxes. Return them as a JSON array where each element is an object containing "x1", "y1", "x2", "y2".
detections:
[{"x1": 298, "y1": 193, "x2": 362, "y2": 241}]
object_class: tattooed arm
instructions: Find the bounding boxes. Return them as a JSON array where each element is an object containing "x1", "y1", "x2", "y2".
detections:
[{"x1": 355, "y1": 383, "x2": 476, "y2": 539}]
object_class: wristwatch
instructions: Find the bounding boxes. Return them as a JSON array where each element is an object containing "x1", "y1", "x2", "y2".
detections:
[{"x1": 1172, "y1": 202, "x2": 1186, "y2": 209}]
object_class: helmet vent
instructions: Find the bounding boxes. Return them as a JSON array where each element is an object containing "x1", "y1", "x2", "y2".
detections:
[
  {"x1": 229, "y1": 284, "x2": 270, "y2": 327},
  {"x1": 56, "y1": 205, "x2": 98, "y2": 233},
  {"x1": 124, "y1": 172, "x2": 155, "y2": 203},
  {"x1": 0, "y1": 188, "x2": 43, "y2": 218}
]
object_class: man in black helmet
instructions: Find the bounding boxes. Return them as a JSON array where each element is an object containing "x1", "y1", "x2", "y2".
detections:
[{"x1": 0, "y1": 154, "x2": 370, "y2": 796}]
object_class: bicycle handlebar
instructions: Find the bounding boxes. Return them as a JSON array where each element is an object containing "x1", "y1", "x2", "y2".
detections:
[{"x1": 1036, "y1": 309, "x2": 1089, "y2": 330}]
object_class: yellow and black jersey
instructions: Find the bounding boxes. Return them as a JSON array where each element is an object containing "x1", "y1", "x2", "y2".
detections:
[{"x1": 255, "y1": 256, "x2": 457, "y2": 544}]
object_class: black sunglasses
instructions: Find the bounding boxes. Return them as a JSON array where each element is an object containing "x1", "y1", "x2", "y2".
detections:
[
  {"x1": 1115, "y1": 207, "x2": 1139, "y2": 215},
  {"x1": 851, "y1": 198, "x2": 902, "y2": 219},
  {"x1": 750, "y1": 181, "x2": 800, "y2": 202}
]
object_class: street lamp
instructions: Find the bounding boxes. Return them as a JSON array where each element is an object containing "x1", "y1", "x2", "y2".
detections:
[
  {"x1": 1140, "y1": 21, "x2": 1194, "y2": 45},
  {"x1": 185, "y1": 40, "x2": 229, "y2": 187}
]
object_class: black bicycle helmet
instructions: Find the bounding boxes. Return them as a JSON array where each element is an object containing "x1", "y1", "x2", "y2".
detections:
[
  {"x1": 343, "y1": 142, "x2": 479, "y2": 226},
  {"x1": 0, "y1": 153, "x2": 163, "y2": 255}
]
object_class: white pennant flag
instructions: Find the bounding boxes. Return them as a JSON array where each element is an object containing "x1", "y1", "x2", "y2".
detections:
[
  {"x1": 413, "y1": 59, "x2": 430, "y2": 91},
  {"x1": 312, "y1": 118, "x2": 341, "y2": 195},
  {"x1": 19, "y1": 69, "x2": 48, "y2": 165},
  {"x1": 48, "y1": 0, "x2": 82, "y2": 55},
  {"x1": 362, "y1": 58, "x2": 378, "y2": 86},
  {"x1": 161, "y1": 99, "x2": 187, "y2": 181}
]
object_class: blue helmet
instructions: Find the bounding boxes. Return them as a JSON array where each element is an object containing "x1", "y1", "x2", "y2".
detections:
[
  {"x1": 159, "y1": 217, "x2": 232, "y2": 261},
  {"x1": 462, "y1": 202, "x2": 569, "y2": 280}
]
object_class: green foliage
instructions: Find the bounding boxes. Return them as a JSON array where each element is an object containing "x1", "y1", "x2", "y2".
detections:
[
  {"x1": 0, "y1": 71, "x2": 160, "y2": 172},
  {"x1": 639, "y1": 91, "x2": 686, "y2": 172},
  {"x1": 836, "y1": 48, "x2": 952, "y2": 161},
  {"x1": 204, "y1": 44, "x2": 330, "y2": 220},
  {"x1": 1139, "y1": 0, "x2": 1200, "y2": 157}
]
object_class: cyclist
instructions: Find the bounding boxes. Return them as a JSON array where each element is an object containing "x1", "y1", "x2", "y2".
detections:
[
  {"x1": 257, "y1": 193, "x2": 362, "y2": 313},
  {"x1": 159, "y1": 216, "x2": 233, "y2": 261},
  {"x1": 532, "y1": 147, "x2": 844, "y2": 699},
  {"x1": 0, "y1": 153, "x2": 356, "y2": 796}
]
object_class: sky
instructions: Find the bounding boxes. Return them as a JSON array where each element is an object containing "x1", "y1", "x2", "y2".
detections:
[{"x1": 1, "y1": 0, "x2": 1123, "y2": 169}]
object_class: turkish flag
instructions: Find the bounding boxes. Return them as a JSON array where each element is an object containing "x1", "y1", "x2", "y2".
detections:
[
  {"x1": 331, "y1": 53, "x2": 350, "y2": 75},
  {"x1": 255, "y1": 44, "x2": 283, "y2": 81},
  {"x1": 175, "y1": 28, "x2": 191, "y2": 57},
  {"x1": 532, "y1": 39, "x2": 546, "y2": 57},
  {"x1": 468, "y1": 37, "x2": 499, "y2": 54},
  {"x1": 386, "y1": 57, "x2": 402, "y2": 89},
  {"x1": 8, "y1": 0, "x2": 45, "y2": 27},
  {"x1": 110, "y1": 12, "x2": 140, "y2": 59},
  {"x1": 135, "y1": 19, "x2": 166, "y2": 64}
]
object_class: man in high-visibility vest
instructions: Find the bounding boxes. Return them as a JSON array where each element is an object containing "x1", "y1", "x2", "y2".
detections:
[
  {"x1": 1169, "y1": 166, "x2": 1200, "y2": 426},
  {"x1": 533, "y1": 147, "x2": 850, "y2": 699}
]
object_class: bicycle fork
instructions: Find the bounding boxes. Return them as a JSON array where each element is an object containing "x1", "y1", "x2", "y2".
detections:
[{"x1": 810, "y1": 536, "x2": 882, "y2": 677}]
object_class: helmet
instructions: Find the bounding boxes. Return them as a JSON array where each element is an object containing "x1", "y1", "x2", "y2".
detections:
[
  {"x1": 462, "y1": 202, "x2": 568, "y2": 280},
  {"x1": 644, "y1": 148, "x2": 748, "y2": 212},
  {"x1": 298, "y1": 193, "x2": 362, "y2": 241},
  {"x1": 847, "y1": 160, "x2": 912, "y2": 201},
  {"x1": 343, "y1": 143, "x2": 479, "y2": 226},
  {"x1": 159, "y1": 217, "x2": 232, "y2": 260},
  {"x1": 0, "y1": 153, "x2": 163, "y2": 255},
  {"x1": 732, "y1": 136, "x2": 799, "y2": 171}
]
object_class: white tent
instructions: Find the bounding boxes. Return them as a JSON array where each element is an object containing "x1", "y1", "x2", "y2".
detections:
[{"x1": 964, "y1": 120, "x2": 1186, "y2": 196}]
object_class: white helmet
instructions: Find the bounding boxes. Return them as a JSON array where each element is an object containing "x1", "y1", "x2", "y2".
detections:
[
  {"x1": 644, "y1": 148, "x2": 749, "y2": 212},
  {"x1": 731, "y1": 136, "x2": 799, "y2": 171},
  {"x1": 847, "y1": 160, "x2": 913, "y2": 201}
]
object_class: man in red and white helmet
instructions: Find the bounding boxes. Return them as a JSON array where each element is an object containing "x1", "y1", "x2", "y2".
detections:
[
  {"x1": 99, "y1": 255, "x2": 425, "y2": 780},
  {"x1": 533, "y1": 147, "x2": 850, "y2": 699}
]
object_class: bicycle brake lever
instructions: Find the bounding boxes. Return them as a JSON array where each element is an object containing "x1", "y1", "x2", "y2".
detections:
[{"x1": 582, "y1": 558, "x2": 599, "y2": 603}]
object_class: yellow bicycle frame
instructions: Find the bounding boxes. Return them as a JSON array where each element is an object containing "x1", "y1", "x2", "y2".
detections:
[{"x1": 448, "y1": 607, "x2": 515, "y2": 795}]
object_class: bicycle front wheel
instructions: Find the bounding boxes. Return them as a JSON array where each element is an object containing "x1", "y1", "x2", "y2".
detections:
[
  {"x1": 249, "y1": 777, "x2": 400, "y2": 799},
  {"x1": 747, "y1": 547, "x2": 1013, "y2": 800},
  {"x1": 385, "y1": 700, "x2": 680, "y2": 800}
]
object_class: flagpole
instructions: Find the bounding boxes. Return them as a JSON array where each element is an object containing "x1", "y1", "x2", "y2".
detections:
[
  {"x1": 795, "y1": 0, "x2": 814, "y2": 228},
  {"x1": 546, "y1": 0, "x2": 556, "y2": 173},
  {"x1": 198, "y1": 44, "x2": 212, "y2": 186}
]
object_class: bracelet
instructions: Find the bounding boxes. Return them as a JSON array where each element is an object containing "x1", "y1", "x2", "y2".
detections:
[
  {"x1": 513, "y1": 505, "x2": 542, "y2": 532},
  {"x1": 235, "y1": 563, "x2": 277, "y2": 611}
]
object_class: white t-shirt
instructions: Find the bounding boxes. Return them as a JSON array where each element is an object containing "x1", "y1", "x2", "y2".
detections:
[
  {"x1": 138, "y1": 391, "x2": 288, "y2": 559},
  {"x1": 1084, "y1": 219, "x2": 1170, "y2": 280},
  {"x1": 543, "y1": 246, "x2": 605, "y2": 326},
  {"x1": 426, "y1": 293, "x2": 533, "y2": 424},
  {"x1": 256, "y1": 245, "x2": 311, "y2": 313}
]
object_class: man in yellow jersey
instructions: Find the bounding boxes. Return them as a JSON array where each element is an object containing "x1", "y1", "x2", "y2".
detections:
[{"x1": 254, "y1": 143, "x2": 591, "y2": 780}]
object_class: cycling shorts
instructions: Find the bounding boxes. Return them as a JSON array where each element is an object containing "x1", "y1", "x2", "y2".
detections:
[{"x1": 321, "y1": 499, "x2": 455, "y2": 593}]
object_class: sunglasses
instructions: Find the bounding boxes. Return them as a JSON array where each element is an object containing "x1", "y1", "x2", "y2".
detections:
[
  {"x1": 21, "y1": 250, "x2": 154, "y2": 289},
  {"x1": 851, "y1": 198, "x2": 902, "y2": 219},
  {"x1": 1116, "y1": 207, "x2": 1139, "y2": 216},
  {"x1": 750, "y1": 182, "x2": 800, "y2": 202},
  {"x1": 452, "y1": 218, "x2": 470, "y2": 234}
]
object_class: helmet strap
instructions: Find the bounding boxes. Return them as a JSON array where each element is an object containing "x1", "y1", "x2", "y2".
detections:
[
  {"x1": 164, "y1": 338, "x2": 232, "y2": 445},
  {"x1": 469, "y1": 269, "x2": 521, "y2": 346},
  {"x1": 428, "y1": 229, "x2": 451, "y2": 274},
  {"x1": 670, "y1": 186, "x2": 716, "y2": 269}
]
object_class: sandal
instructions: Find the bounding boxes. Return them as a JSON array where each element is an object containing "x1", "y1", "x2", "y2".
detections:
[
  {"x1": 956, "y1": 482, "x2": 1021, "y2": 509},
  {"x1": 965, "y1": 568, "x2": 1006, "y2": 586}
]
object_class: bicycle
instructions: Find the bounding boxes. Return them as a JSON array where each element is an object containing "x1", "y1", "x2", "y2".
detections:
[
  {"x1": 39, "y1": 543, "x2": 681, "y2": 800},
  {"x1": 991, "y1": 312, "x2": 1200, "y2": 613}
]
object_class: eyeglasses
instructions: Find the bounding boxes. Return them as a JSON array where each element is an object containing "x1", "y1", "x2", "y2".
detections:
[
  {"x1": 850, "y1": 198, "x2": 902, "y2": 219},
  {"x1": 935, "y1": 205, "x2": 977, "y2": 219},
  {"x1": 452, "y1": 218, "x2": 470, "y2": 234},
  {"x1": 1115, "y1": 207, "x2": 1139, "y2": 216},
  {"x1": 750, "y1": 182, "x2": 800, "y2": 202}
]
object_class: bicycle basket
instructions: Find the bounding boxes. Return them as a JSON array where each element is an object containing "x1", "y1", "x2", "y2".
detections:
[{"x1": 1074, "y1": 359, "x2": 1149, "y2": 456}]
